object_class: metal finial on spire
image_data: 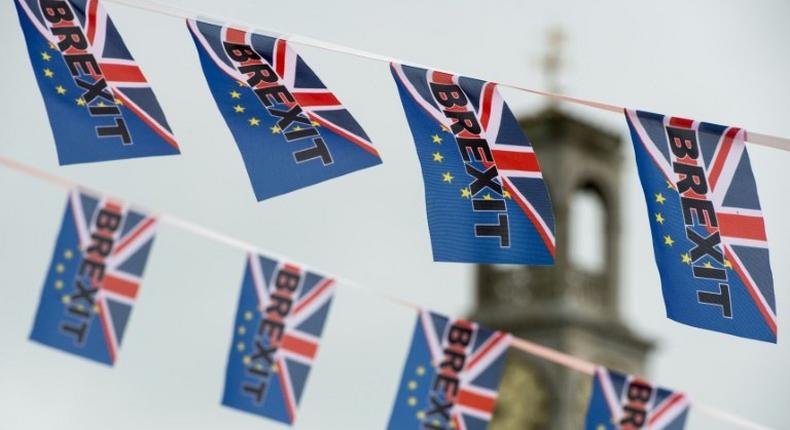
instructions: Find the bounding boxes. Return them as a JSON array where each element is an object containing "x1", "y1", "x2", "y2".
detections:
[{"x1": 542, "y1": 27, "x2": 566, "y2": 97}]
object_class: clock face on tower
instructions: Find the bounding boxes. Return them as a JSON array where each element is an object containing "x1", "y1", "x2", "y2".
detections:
[{"x1": 490, "y1": 356, "x2": 549, "y2": 430}]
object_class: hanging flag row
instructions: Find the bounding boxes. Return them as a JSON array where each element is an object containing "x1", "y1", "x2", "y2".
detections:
[
  {"x1": 28, "y1": 187, "x2": 691, "y2": 428},
  {"x1": 12, "y1": 0, "x2": 777, "y2": 342}
]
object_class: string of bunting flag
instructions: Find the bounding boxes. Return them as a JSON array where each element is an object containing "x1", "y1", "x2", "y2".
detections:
[
  {"x1": 0, "y1": 154, "x2": 776, "y2": 430},
  {"x1": 4, "y1": 0, "x2": 786, "y2": 428}
]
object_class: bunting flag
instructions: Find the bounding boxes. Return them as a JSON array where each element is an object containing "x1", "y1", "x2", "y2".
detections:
[
  {"x1": 222, "y1": 253, "x2": 336, "y2": 424},
  {"x1": 12, "y1": 0, "x2": 179, "y2": 165},
  {"x1": 625, "y1": 109, "x2": 776, "y2": 342},
  {"x1": 186, "y1": 19, "x2": 382, "y2": 201},
  {"x1": 386, "y1": 309, "x2": 511, "y2": 430},
  {"x1": 390, "y1": 63, "x2": 555, "y2": 264},
  {"x1": 30, "y1": 189, "x2": 157, "y2": 365},
  {"x1": 585, "y1": 367, "x2": 690, "y2": 429}
]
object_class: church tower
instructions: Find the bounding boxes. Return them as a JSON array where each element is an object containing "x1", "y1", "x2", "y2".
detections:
[{"x1": 472, "y1": 107, "x2": 653, "y2": 429}]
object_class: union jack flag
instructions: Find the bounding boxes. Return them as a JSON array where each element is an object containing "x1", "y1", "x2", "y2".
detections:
[
  {"x1": 626, "y1": 109, "x2": 776, "y2": 342},
  {"x1": 387, "y1": 310, "x2": 511, "y2": 430},
  {"x1": 187, "y1": 19, "x2": 382, "y2": 201},
  {"x1": 13, "y1": 0, "x2": 179, "y2": 164},
  {"x1": 30, "y1": 189, "x2": 157, "y2": 365},
  {"x1": 390, "y1": 63, "x2": 555, "y2": 264},
  {"x1": 222, "y1": 253, "x2": 335, "y2": 424},
  {"x1": 585, "y1": 367, "x2": 690, "y2": 430}
]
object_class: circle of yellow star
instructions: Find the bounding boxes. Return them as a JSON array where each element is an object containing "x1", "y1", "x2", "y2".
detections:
[
  {"x1": 655, "y1": 193, "x2": 666, "y2": 204},
  {"x1": 460, "y1": 188, "x2": 471, "y2": 199},
  {"x1": 416, "y1": 411, "x2": 426, "y2": 420},
  {"x1": 114, "y1": 98, "x2": 124, "y2": 106},
  {"x1": 655, "y1": 213, "x2": 665, "y2": 224},
  {"x1": 43, "y1": 68, "x2": 54, "y2": 78},
  {"x1": 41, "y1": 52, "x2": 52, "y2": 61},
  {"x1": 483, "y1": 193, "x2": 493, "y2": 200},
  {"x1": 431, "y1": 134, "x2": 442, "y2": 144},
  {"x1": 55, "y1": 85, "x2": 66, "y2": 95},
  {"x1": 55, "y1": 263, "x2": 65, "y2": 273},
  {"x1": 270, "y1": 125, "x2": 281, "y2": 134},
  {"x1": 432, "y1": 152, "x2": 444, "y2": 162},
  {"x1": 233, "y1": 104, "x2": 245, "y2": 113},
  {"x1": 442, "y1": 172, "x2": 454, "y2": 183},
  {"x1": 408, "y1": 380, "x2": 417, "y2": 390},
  {"x1": 248, "y1": 117, "x2": 261, "y2": 126},
  {"x1": 236, "y1": 80, "x2": 245, "y2": 87},
  {"x1": 293, "y1": 125, "x2": 302, "y2": 132},
  {"x1": 272, "y1": 363, "x2": 279, "y2": 373},
  {"x1": 242, "y1": 355, "x2": 251, "y2": 365},
  {"x1": 236, "y1": 341, "x2": 245, "y2": 352},
  {"x1": 75, "y1": 98, "x2": 86, "y2": 106},
  {"x1": 440, "y1": 125, "x2": 450, "y2": 133},
  {"x1": 244, "y1": 311, "x2": 253, "y2": 321},
  {"x1": 416, "y1": 366, "x2": 425, "y2": 376},
  {"x1": 98, "y1": 101, "x2": 107, "y2": 108},
  {"x1": 503, "y1": 190, "x2": 512, "y2": 199},
  {"x1": 63, "y1": 249, "x2": 73, "y2": 259},
  {"x1": 237, "y1": 326, "x2": 246, "y2": 335},
  {"x1": 681, "y1": 253, "x2": 691, "y2": 264},
  {"x1": 703, "y1": 261, "x2": 714, "y2": 269},
  {"x1": 230, "y1": 90, "x2": 241, "y2": 99},
  {"x1": 724, "y1": 259, "x2": 733, "y2": 269},
  {"x1": 310, "y1": 120, "x2": 321, "y2": 127},
  {"x1": 407, "y1": 397, "x2": 417, "y2": 407},
  {"x1": 54, "y1": 280, "x2": 64, "y2": 290},
  {"x1": 61, "y1": 295, "x2": 71, "y2": 304},
  {"x1": 663, "y1": 235, "x2": 674, "y2": 246},
  {"x1": 666, "y1": 180, "x2": 675, "y2": 190}
]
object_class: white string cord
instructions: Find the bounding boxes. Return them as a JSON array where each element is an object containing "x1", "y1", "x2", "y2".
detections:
[
  {"x1": 101, "y1": 0, "x2": 790, "y2": 151},
  {"x1": 0, "y1": 154, "x2": 777, "y2": 430}
]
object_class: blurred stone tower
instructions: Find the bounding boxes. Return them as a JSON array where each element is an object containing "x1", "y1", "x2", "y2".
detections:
[{"x1": 473, "y1": 107, "x2": 653, "y2": 430}]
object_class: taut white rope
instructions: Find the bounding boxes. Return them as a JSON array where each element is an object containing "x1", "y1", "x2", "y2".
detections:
[
  {"x1": 102, "y1": 0, "x2": 790, "y2": 152},
  {"x1": 0, "y1": 155, "x2": 778, "y2": 430}
]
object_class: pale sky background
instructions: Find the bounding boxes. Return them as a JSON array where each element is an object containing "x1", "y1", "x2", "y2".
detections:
[{"x1": 1, "y1": 0, "x2": 789, "y2": 429}]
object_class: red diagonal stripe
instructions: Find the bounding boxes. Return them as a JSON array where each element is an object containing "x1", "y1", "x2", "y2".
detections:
[
  {"x1": 466, "y1": 331, "x2": 507, "y2": 370},
  {"x1": 275, "y1": 39, "x2": 287, "y2": 77},
  {"x1": 718, "y1": 213, "x2": 767, "y2": 241},
  {"x1": 492, "y1": 149, "x2": 540, "y2": 172},
  {"x1": 457, "y1": 389, "x2": 496, "y2": 414},
  {"x1": 99, "y1": 63, "x2": 147, "y2": 83},
  {"x1": 86, "y1": 0, "x2": 99, "y2": 45},
  {"x1": 648, "y1": 393, "x2": 686, "y2": 426},
  {"x1": 293, "y1": 278, "x2": 334, "y2": 315},
  {"x1": 102, "y1": 274, "x2": 139, "y2": 299},
  {"x1": 281, "y1": 334, "x2": 317, "y2": 360},
  {"x1": 708, "y1": 127, "x2": 739, "y2": 191},
  {"x1": 113, "y1": 217, "x2": 156, "y2": 257},
  {"x1": 479, "y1": 82, "x2": 495, "y2": 130},
  {"x1": 292, "y1": 92, "x2": 340, "y2": 108}
]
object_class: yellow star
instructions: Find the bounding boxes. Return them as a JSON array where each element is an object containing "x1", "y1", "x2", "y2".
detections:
[
  {"x1": 407, "y1": 397, "x2": 417, "y2": 407},
  {"x1": 416, "y1": 411, "x2": 426, "y2": 420},
  {"x1": 666, "y1": 180, "x2": 675, "y2": 190},
  {"x1": 663, "y1": 235, "x2": 674, "y2": 246},
  {"x1": 55, "y1": 263, "x2": 65, "y2": 273},
  {"x1": 655, "y1": 193, "x2": 666, "y2": 204},
  {"x1": 703, "y1": 261, "x2": 714, "y2": 269},
  {"x1": 49, "y1": 42, "x2": 56, "y2": 50},
  {"x1": 272, "y1": 363, "x2": 279, "y2": 374},
  {"x1": 63, "y1": 249, "x2": 73, "y2": 259},
  {"x1": 440, "y1": 125, "x2": 450, "y2": 133},
  {"x1": 43, "y1": 68, "x2": 54, "y2": 78},
  {"x1": 230, "y1": 90, "x2": 241, "y2": 99},
  {"x1": 54, "y1": 280, "x2": 64, "y2": 290},
  {"x1": 724, "y1": 259, "x2": 733, "y2": 269},
  {"x1": 503, "y1": 190, "x2": 512, "y2": 199},
  {"x1": 681, "y1": 253, "x2": 691, "y2": 264},
  {"x1": 442, "y1": 172, "x2": 454, "y2": 183},
  {"x1": 483, "y1": 193, "x2": 493, "y2": 200},
  {"x1": 92, "y1": 304, "x2": 99, "y2": 313},
  {"x1": 408, "y1": 380, "x2": 417, "y2": 390},
  {"x1": 310, "y1": 120, "x2": 321, "y2": 127},
  {"x1": 293, "y1": 125, "x2": 302, "y2": 132},
  {"x1": 597, "y1": 425, "x2": 607, "y2": 430},
  {"x1": 236, "y1": 341, "x2": 245, "y2": 352},
  {"x1": 432, "y1": 152, "x2": 444, "y2": 162},
  {"x1": 98, "y1": 101, "x2": 107, "y2": 108},
  {"x1": 236, "y1": 80, "x2": 245, "y2": 87},
  {"x1": 460, "y1": 188, "x2": 471, "y2": 199},
  {"x1": 75, "y1": 98, "x2": 86, "y2": 106},
  {"x1": 237, "y1": 326, "x2": 246, "y2": 335},
  {"x1": 55, "y1": 85, "x2": 66, "y2": 95},
  {"x1": 242, "y1": 355, "x2": 251, "y2": 365},
  {"x1": 416, "y1": 366, "x2": 425, "y2": 376},
  {"x1": 114, "y1": 98, "x2": 123, "y2": 106},
  {"x1": 655, "y1": 213, "x2": 665, "y2": 224},
  {"x1": 233, "y1": 104, "x2": 245, "y2": 113},
  {"x1": 431, "y1": 134, "x2": 442, "y2": 144},
  {"x1": 41, "y1": 51, "x2": 51, "y2": 61},
  {"x1": 61, "y1": 295, "x2": 71, "y2": 304},
  {"x1": 244, "y1": 311, "x2": 253, "y2": 321},
  {"x1": 270, "y1": 125, "x2": 281, "y2": 134},
  {"x1": 248, "y1": 117, "x2": 261, "y2": 126}
]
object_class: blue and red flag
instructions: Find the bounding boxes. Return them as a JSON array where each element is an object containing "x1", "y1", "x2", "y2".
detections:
[
  {"x1": 585, "y1": 367, "x2": 690, "y2": 430},
  {"x1": 30, "y1": 189, "x2": 157, "y2": 365},
  {"x1": 223, "y1": 253, "x2": 335, "y2": 424},
  {"x1": 626, "y1": 109, "x2": 776, "y2": 342},
  {"x1": 387, "y1": 309, "x2": 511, "y2": 430},
  {"x1": 187, "y1": 19, "x2": 382, "y2": 201},
  {"x1": 13, "y1": 0, "x2": 179, "y2": 165},
  {"x1": 390, "y1": 63, "x2": 555, "y2": 264}
]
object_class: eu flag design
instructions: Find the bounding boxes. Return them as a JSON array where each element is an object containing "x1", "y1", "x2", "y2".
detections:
[
  {"x1": 13, "y1": 0, "x2": 179, "y2": 165},
  {"x1": 187, "y1": 19, "x2": 382, "y2": 201},
  {"x1": 223, "y1": 253, "x2": 336, "y2": 424},
  {"x1": 387, "y1": 310, "x2": 511, "y2": 430},
  {"x1": 30, "y1": 190, "x2": 157, "y2": 365},
  {"x1": 390, "y1": 63, "x2": 555, "y2": 264},
  {"x1": 585, "y1": 367, "x2": 690, "y2": 430},
  {"x1": 626, "y1": 109, "x2": 776, "y2": 342}
]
